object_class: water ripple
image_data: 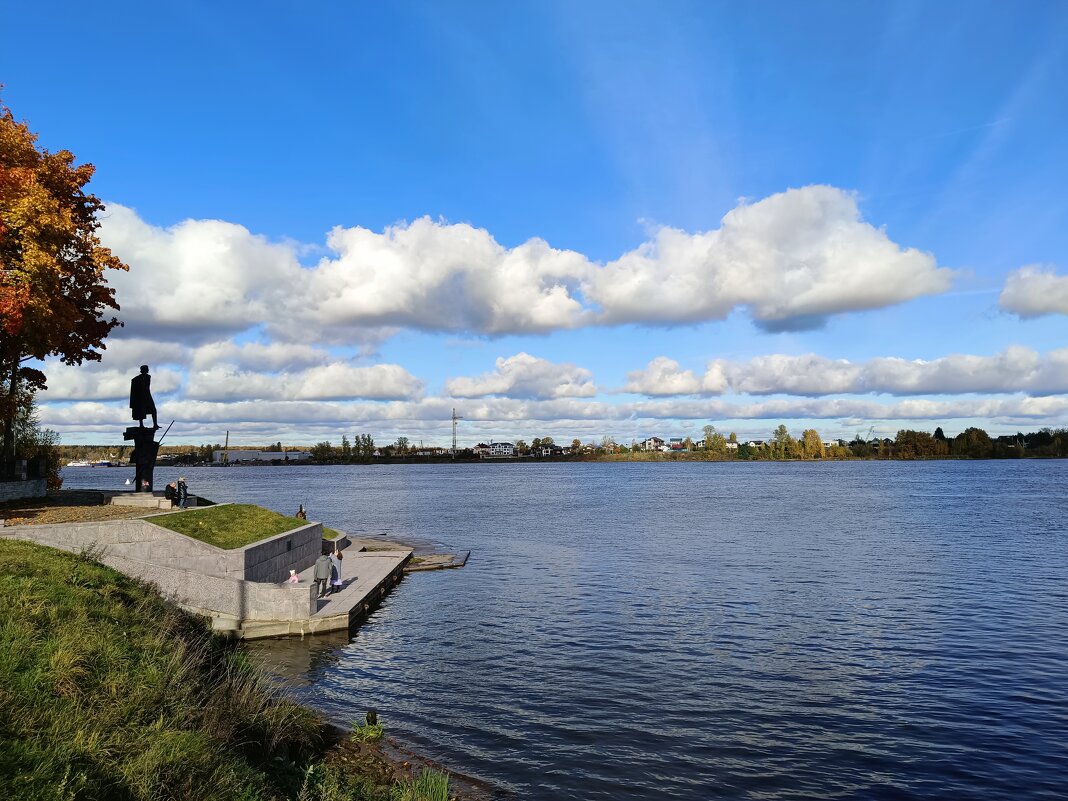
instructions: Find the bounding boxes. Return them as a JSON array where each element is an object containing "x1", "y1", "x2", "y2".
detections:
[{"x1": 67, "y1": 460, "x2": 1068, "y2": 799}]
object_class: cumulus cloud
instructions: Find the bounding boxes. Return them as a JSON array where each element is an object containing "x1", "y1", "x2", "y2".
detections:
[
  {"x1": 444, "y1": 353, "x2": 596, "y2": 399},
  {"x1": 623, "y1": 357, "x2": 727, "y2": 395},
  {"x1": 587, "y1": 186, "x2": 953, "y2": 330},
  {"x1": 40, "y1": 366, "x2": 183, "y2": 402},
  {"x1": 92, "y1": 337, "x2": 192, "y2": 370},
  {"x1": 98, "y1": 186, "x2": 952, "y2": 345},
  {"x1": 185, "y1": 363, "x2": 424, "y2": 401},
  {"x1": 98, "y1": 205, "x2": 302, "y2": 341},
  {"x1": 624, "y1": 347, "x2": 1068, "y2": 398},
  {"x1": 190, "y1": 342, "x2": 334, "y2": 371},
  {"x1": 301, "y1": 220, "x2": 592, "y2": 335},
  {"x1": 719, "y1": 353, "x2": 862, "y2": 395},
  {"x1": 999, "y1": 265, "x2": 1068, "y2": 318},
  {"x1": 36, "y1": 394, "x2": 1068, "y2": 437}
]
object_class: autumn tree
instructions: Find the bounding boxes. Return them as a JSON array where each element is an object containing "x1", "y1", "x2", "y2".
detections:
[
  {"x1": 702, "y1": 424, "x2": 716, "y2": 450},
  {"x1": 771, "y1": 424, "x2": 798, "y2": 459},
  {"x1": 705, "y1": 426, "x2": 727, "y2": 458},
  {"x1": 0, "y1": 99, "x2": 127, "y2": 475},
  {"x1": 952, "y1": 427, "x2": 993, "y2": 458},
  {"x1": 801, "y1": 429, "x2": 825, "y2": 459},
  {"x1": 570, "y1": 438, "x2": 581, "y2": 452},
  {"x1": 895, "y1": 429, "x2": 938, "y2": 459}
]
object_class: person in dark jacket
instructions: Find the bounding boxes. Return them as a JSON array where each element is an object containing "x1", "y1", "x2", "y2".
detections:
[
  {"x1": 313, "y1": 554, "x2": 333, "y2": 597},
  {"x1": 177, "y1": 477, "x2": 189, "y2": 509}
]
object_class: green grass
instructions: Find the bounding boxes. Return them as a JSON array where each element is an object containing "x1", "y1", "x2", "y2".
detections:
[
  {"x1": 0, "y1": 539, "x2": 321, "y2": 801},
  {"x1": 350, "y1": 721, "x2": 384, "y2": 744},
  {"x1": 0, "y1": 540, "x2": 459, "y2": 801},
  {"x1": 391, "y1": 769, "x2": 451, "y2": 801},
  {"x1": 151, "y1": 504, "x2": 320, "y2": 549}
]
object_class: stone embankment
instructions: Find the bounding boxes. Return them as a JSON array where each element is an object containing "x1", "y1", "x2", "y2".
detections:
[{"x1": 0, "y1": 503, "x2": 411, "y2": 639}]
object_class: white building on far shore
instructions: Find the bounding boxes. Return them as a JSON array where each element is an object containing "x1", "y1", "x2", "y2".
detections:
[{"x1": 213, "y1": 450, "x2": 312, "y2": 463}]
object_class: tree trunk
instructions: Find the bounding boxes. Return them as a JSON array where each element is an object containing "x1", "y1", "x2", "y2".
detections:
[{"x1": 1, "y1": 359, "x2": 17, "y2": 479}]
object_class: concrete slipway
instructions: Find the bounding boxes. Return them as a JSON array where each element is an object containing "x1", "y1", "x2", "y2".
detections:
[{"x1": 0, "y1": 503, "x2": 411, "y2": 640}]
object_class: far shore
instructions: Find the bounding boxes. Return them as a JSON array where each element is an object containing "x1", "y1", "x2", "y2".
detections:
[{"x1": 59, "y1": 452, "x2": 1067, "y2": 471}]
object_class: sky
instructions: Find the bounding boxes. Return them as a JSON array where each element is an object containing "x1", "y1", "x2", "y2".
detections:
[{"x1": 4, "y1": 0, "x2": 1068, "y2": 447}]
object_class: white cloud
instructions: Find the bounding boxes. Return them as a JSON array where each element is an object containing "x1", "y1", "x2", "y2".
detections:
[
  {"x1": 185, "y1": 363, "x2": 424, "y2": 402},
  {"x1": 999, "y1": 265, "x2": 1068, "y2": 318},
  {"x1": 39, "y1": 366, "x2": 183, "y2": 402},
  {"x1": 713, "y1": 354, "x2": 862, "y2": 395},
  {"x1": 99, "y1": 187, "x2": 952, "y2": 345},
  {"x1": 93, "y1": 337, "x2": 192, "y2": 370},
  {"x1": 300, "y1": 219, "x2": 592, "y2": 335},
  {"x1": 98, "y1": 205, "x2": 302, "y2": 341},
  {"x1": 37, "y1": 395, "x2": 1068, "y2": 438},
  {"x1": 190, "y1": 342, "x2": 333, "y2": 371},
  {"x1": 587, "y1": 186, "x2": 954, "y2": 330},
  {"x1": 444, "y1": 353, "x2": 596, "y2": 399},
  {"x1": 625, "y1": 357, "x2": 708, "y2": 395},
  {"x1": 625, "y1": 348, "x2": 1068, "y2": 398}
]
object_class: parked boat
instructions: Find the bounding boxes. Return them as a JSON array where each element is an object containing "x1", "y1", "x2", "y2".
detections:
[{"x1": 66, "y1": 460, "x2": 91, "y2": 467}]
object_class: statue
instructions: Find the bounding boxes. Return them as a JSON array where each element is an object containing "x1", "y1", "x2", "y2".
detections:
[
  {"x1": 125, "y1": 365, "x2": 164, "y2": 492},
  {"x1": 130, "y1": 365, "x2": 158, "y2": 429}
]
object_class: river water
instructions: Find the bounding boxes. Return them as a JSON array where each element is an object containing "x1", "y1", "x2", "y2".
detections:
[{"x1": 62, "y1": 460, "x2": 1068, "y2": 799}]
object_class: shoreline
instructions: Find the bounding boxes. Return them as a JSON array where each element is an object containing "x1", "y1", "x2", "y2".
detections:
[{"x1": 0, "y1": 491, "x2": 486, "y2": 798}]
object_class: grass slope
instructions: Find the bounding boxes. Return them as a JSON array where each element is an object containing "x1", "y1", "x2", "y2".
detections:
[
  {"x1": 152, "y1": 504, "x2": 337, "y2": 549},
  {"x1": 0, "y1": 540, "x2": 450, "y2": 801},
  {"x1": 0, "y1": 538, "x2": 320, "y2": 800}
]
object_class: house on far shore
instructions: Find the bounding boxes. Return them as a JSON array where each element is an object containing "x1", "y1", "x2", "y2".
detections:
[
  {"x1": 486, "y1": 442, "x2": 516, "y2": 458},
  {"x1": 669, "y1": 437, "x2": 685, "y2": 451},
  {"x1": 639, "y1": 436, "x2": 667, "y2": 452},
  {"x1": 745, "y1": 440, "x2": 766, "y2": 448},
  {"x1": 725, "y1": 441, "x2": 739, "y2": 451},
  {"x1": 212, "y1": 450, "x2": 312, "y2": 463},
  {"x1": 472, "y1": 443, "x2": 490, "y2": 457}
]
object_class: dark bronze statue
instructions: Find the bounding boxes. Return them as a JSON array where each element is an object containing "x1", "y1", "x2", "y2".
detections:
[
  {"x1": 125, "y1": 365, "x2": 164, "y2": 492},
  {"x1": 130, "y1": 365, "x2": 158, "y2": 429}
]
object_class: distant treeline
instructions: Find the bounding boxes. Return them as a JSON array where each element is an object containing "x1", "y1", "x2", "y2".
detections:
[
  {"x1": 58, "y1": 425, "x2": 1068, "y2": 466},
  {"x1": 595, "y1": 425, "x2": 1068, "y2": 461}
]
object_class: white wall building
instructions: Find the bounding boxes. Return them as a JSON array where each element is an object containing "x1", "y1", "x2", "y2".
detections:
[
  {"x1": 213, "y1": 450, "x2": 312, "y2": 463},
  {"x1": 486, "y1": 442, "x2": 516, "y2": 457}
]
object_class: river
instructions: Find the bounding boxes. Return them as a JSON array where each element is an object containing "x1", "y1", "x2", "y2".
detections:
[{"x1": 62, "y1": 460, "x2": 1068, "y2": 799}]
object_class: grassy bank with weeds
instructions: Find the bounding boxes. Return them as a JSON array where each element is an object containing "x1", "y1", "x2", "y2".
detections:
[
  {"x1": 151, "y1": 504, "x2": 340, "y2": 548},
  {"x1": 0, "y1": 539, "x2": 451, "y2": 801}
]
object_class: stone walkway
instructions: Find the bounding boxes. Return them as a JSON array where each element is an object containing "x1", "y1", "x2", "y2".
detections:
[{"x1": 240, "y1": 548, "x2": 412, "y2": 639}]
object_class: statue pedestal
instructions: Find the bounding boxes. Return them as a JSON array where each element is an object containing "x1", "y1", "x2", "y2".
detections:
[{"x1": 123, "y1": 426, "x2": 160, "y2": 492}]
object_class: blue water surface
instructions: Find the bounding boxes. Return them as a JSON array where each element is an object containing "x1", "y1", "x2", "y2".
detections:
[{"x1": 62, "y1": 461, "x2": 1068, "y2": 799}]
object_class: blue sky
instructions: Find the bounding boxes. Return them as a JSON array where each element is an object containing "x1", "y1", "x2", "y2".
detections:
[{"x1": 5, "y1": 1, "x2": 1068, "y2": 446}]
